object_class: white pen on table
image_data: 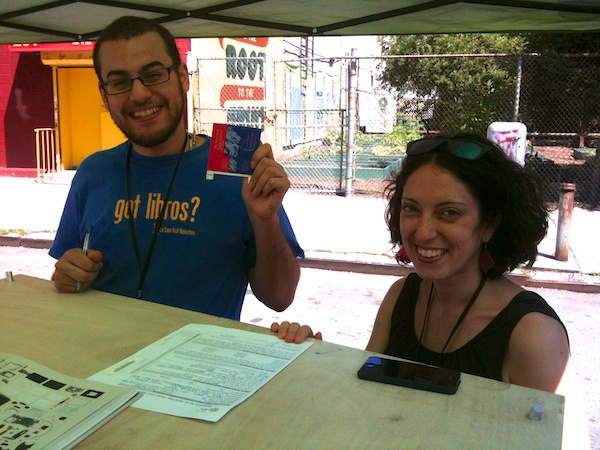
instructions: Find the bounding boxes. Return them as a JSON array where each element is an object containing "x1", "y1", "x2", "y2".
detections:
[{"x1": 77, "y1": 225, "x2": 92, "y2": 292}]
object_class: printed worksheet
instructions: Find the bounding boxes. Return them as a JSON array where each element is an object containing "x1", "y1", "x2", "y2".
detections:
[{"x1": 88, "y1": 324, "x2": 313, "y2": 422}]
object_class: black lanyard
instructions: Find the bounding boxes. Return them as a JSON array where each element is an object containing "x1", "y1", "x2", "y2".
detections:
[
  {"x1": 418, "y1": 274, "x2": 487, "y2": 358},
  {"x1": 125, "y1": 134, "x2": 187, "y2": 298}
]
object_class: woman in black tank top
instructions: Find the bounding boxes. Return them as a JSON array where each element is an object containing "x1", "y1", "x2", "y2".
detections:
[{"x1": 273, "y1": 133, "x2": 569, "y2": 394}]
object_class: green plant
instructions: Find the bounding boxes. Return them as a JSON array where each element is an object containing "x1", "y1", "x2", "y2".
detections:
[
  {"x1": 356, "y1": 115, "x2": 422, "y2": 156},
  {"x1": 0, "y1": 229, "x2": 29, "y2": 236},
  {"x1": 300, "y1": 144, "x2": 339, "y2": 159},
  {"x1": 380, "y1": 116, "x2": 422, "y2": 150}
]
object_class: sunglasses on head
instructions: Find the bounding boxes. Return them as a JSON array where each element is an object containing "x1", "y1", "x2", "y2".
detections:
[{"x1": 406, "y1": 138, "x2": 492, "y2": 160}]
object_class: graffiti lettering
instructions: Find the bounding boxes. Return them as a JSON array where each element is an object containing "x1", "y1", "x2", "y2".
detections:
[
  {"x1": 227, "y1": 107, "x2": 264, "y2": 126},
  {"x1": 225, "y1": 44, "x2": 265, "y2": 81}
]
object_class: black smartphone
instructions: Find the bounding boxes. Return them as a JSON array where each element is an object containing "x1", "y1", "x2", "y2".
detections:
[{"x1": 357, "y1": 356, "x2": 461, "y2": 395}]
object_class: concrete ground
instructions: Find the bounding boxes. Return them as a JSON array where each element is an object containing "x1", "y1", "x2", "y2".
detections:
[{"x1": 2, "y1": 175, "x2": 600, "y2": 288}]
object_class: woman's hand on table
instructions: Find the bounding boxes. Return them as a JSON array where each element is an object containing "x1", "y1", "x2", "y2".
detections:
[{"x1": 271, "y1": 321, "x2": 322, "y2": 344}]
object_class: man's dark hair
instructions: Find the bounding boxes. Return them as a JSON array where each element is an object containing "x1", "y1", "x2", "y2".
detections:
[
  {"x1": 385, "y1": 132, "x2": 548, "y2": 278},
  {"x1": 93, "y1": 16, "x2": 181, "y2": 81}
]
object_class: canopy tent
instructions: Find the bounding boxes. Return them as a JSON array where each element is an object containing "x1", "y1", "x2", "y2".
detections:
[{"x1": 1, "y1": 0, "x2": 600, "y2": 44}]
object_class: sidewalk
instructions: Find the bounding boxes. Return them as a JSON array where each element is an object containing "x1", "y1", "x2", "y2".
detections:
[
  {"x1": 1, "y1": 175, "x2": 600, "y2": 292},
  {"x1": 281, "y1": 190, "x2": 600, "y2": 292}
]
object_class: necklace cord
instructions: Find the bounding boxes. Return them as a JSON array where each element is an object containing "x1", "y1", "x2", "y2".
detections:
[
  {"x1": 418, "y1": 274, "x2": 487, "y2": 357},
  {"x1": 126, "y1": 131, "x2": 188, "y2": 298},
  {"x1": 416, "y1": 283, "x2": 434, "y2": 361}
]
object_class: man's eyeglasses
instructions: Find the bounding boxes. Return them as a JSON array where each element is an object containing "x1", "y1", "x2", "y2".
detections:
[
  {"x1": 101, "y1": 65, "x2": 179, "y2": 95},
  {"x1": 406, "y1": 138, "x2": 492, "y2": 160}
]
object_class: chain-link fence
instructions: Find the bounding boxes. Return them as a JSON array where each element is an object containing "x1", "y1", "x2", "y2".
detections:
[{"x1": 191, "y1": 53, "x2": 600, "y2": 208}]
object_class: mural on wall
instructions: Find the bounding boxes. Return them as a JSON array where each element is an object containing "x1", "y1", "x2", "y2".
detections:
[
  {"x1": 191, "y1": 37, "x2": 278, "y2": 133},
  {"x1": 220, "y1": 37, "x2": 267, "y2": 127}
]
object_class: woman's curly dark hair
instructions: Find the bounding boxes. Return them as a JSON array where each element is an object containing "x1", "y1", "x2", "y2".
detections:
[{"x1": 385, "y1": 132, "x2": 548, "y2": 278}]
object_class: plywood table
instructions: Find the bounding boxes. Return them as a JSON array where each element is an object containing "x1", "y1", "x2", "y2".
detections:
[{"x1": 1, "y1": 275, "x2": 564, "y2": 449}]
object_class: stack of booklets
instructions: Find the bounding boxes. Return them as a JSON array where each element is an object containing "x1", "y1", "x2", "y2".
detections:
[{"x1": 0, "y1": 353, "x2": 141, "y2": 449}]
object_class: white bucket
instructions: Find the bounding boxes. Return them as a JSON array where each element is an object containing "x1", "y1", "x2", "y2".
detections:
[{"x1": 487, "y1": 122, "x2": 527, "y2": 166}]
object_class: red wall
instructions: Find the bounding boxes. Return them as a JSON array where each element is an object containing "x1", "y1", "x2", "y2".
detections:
[
  {"x1": 177, "y1": 39, "x2": 191, "y2": 126},
  {"x1": 0, "y1": 46, "x2": 54, "y2": 175},
  {"x1": 0, "y1": 40, "x2": 189, "y2": 176},
  {"x1": 0, "y1": 46, "x2": 17, "y2": 169}
]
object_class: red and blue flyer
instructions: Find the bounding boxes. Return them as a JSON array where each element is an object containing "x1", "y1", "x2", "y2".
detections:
[{"x1": 207, "y1": 124, "x2": 262, "y2": 180}]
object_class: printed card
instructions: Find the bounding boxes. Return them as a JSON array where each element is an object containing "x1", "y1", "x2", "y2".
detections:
[{"x1": 207, "y1": 124, "x2": 262, "y2": 180}]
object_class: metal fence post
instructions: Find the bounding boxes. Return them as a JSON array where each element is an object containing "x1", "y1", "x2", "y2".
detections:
[
  {"x1": 345, "y1": 49, "x2": 358, "y2": 197},
  {"x1": 555, "y1": 182, "x2": 576, "y2": 261},
  {"x1": 513, "y1": 54, "x2": 523, "y2": 121}
]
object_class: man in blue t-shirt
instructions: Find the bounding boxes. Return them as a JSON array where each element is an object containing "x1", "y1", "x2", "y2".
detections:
[{"x1": 50, "y1": 16, "x2": 303, "y2": 320}]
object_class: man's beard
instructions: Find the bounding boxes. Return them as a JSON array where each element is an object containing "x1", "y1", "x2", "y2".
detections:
[
  {"x1": 118, "y1": 111, "x2": 182, "y2": 148},
  {"x1": 111, "y1": 84, "x2": 185, "y2": 148}
]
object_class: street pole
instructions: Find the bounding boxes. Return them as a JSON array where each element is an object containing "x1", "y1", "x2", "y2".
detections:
[
  {"x1": 345, "y1": 49, "x2": 357, "y2": 197},
  {"x1": 555, "y1": 182, "x2": 576, "y2": 261}
]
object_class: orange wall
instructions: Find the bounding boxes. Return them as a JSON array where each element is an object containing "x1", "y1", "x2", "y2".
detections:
[
  {"x1": 56, "y1": 67, "x2": 124, "y2": 169},
  {"x1": 50, "y1": 39, "x2": 189, "y2": 170}
]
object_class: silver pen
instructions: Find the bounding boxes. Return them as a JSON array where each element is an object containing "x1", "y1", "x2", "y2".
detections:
[{"x1": 77, "y1": 225, "x2": 92, "y2": 291}]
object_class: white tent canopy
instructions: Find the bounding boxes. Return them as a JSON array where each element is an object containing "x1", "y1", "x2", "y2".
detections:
[{"x1": 1, "y1": 0, "x2": 600, "y2": 44}]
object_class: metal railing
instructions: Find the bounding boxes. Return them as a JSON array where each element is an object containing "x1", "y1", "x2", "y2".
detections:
[{"x1": 35, "y1": 127, "x2": 58, "y2": 181}]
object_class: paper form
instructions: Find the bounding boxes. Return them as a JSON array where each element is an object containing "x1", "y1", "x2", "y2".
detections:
[{"x1": 88, "y1": 324, "x2": 313, "y2": 422}]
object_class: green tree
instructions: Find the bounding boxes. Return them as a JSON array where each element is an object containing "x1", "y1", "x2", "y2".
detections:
[
  {"x1": 378, "y1": 34, "x2": 527, "y2": 134},
  {"x1": 521, "y1": 33, "x2": 600, "y2": 147}
]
